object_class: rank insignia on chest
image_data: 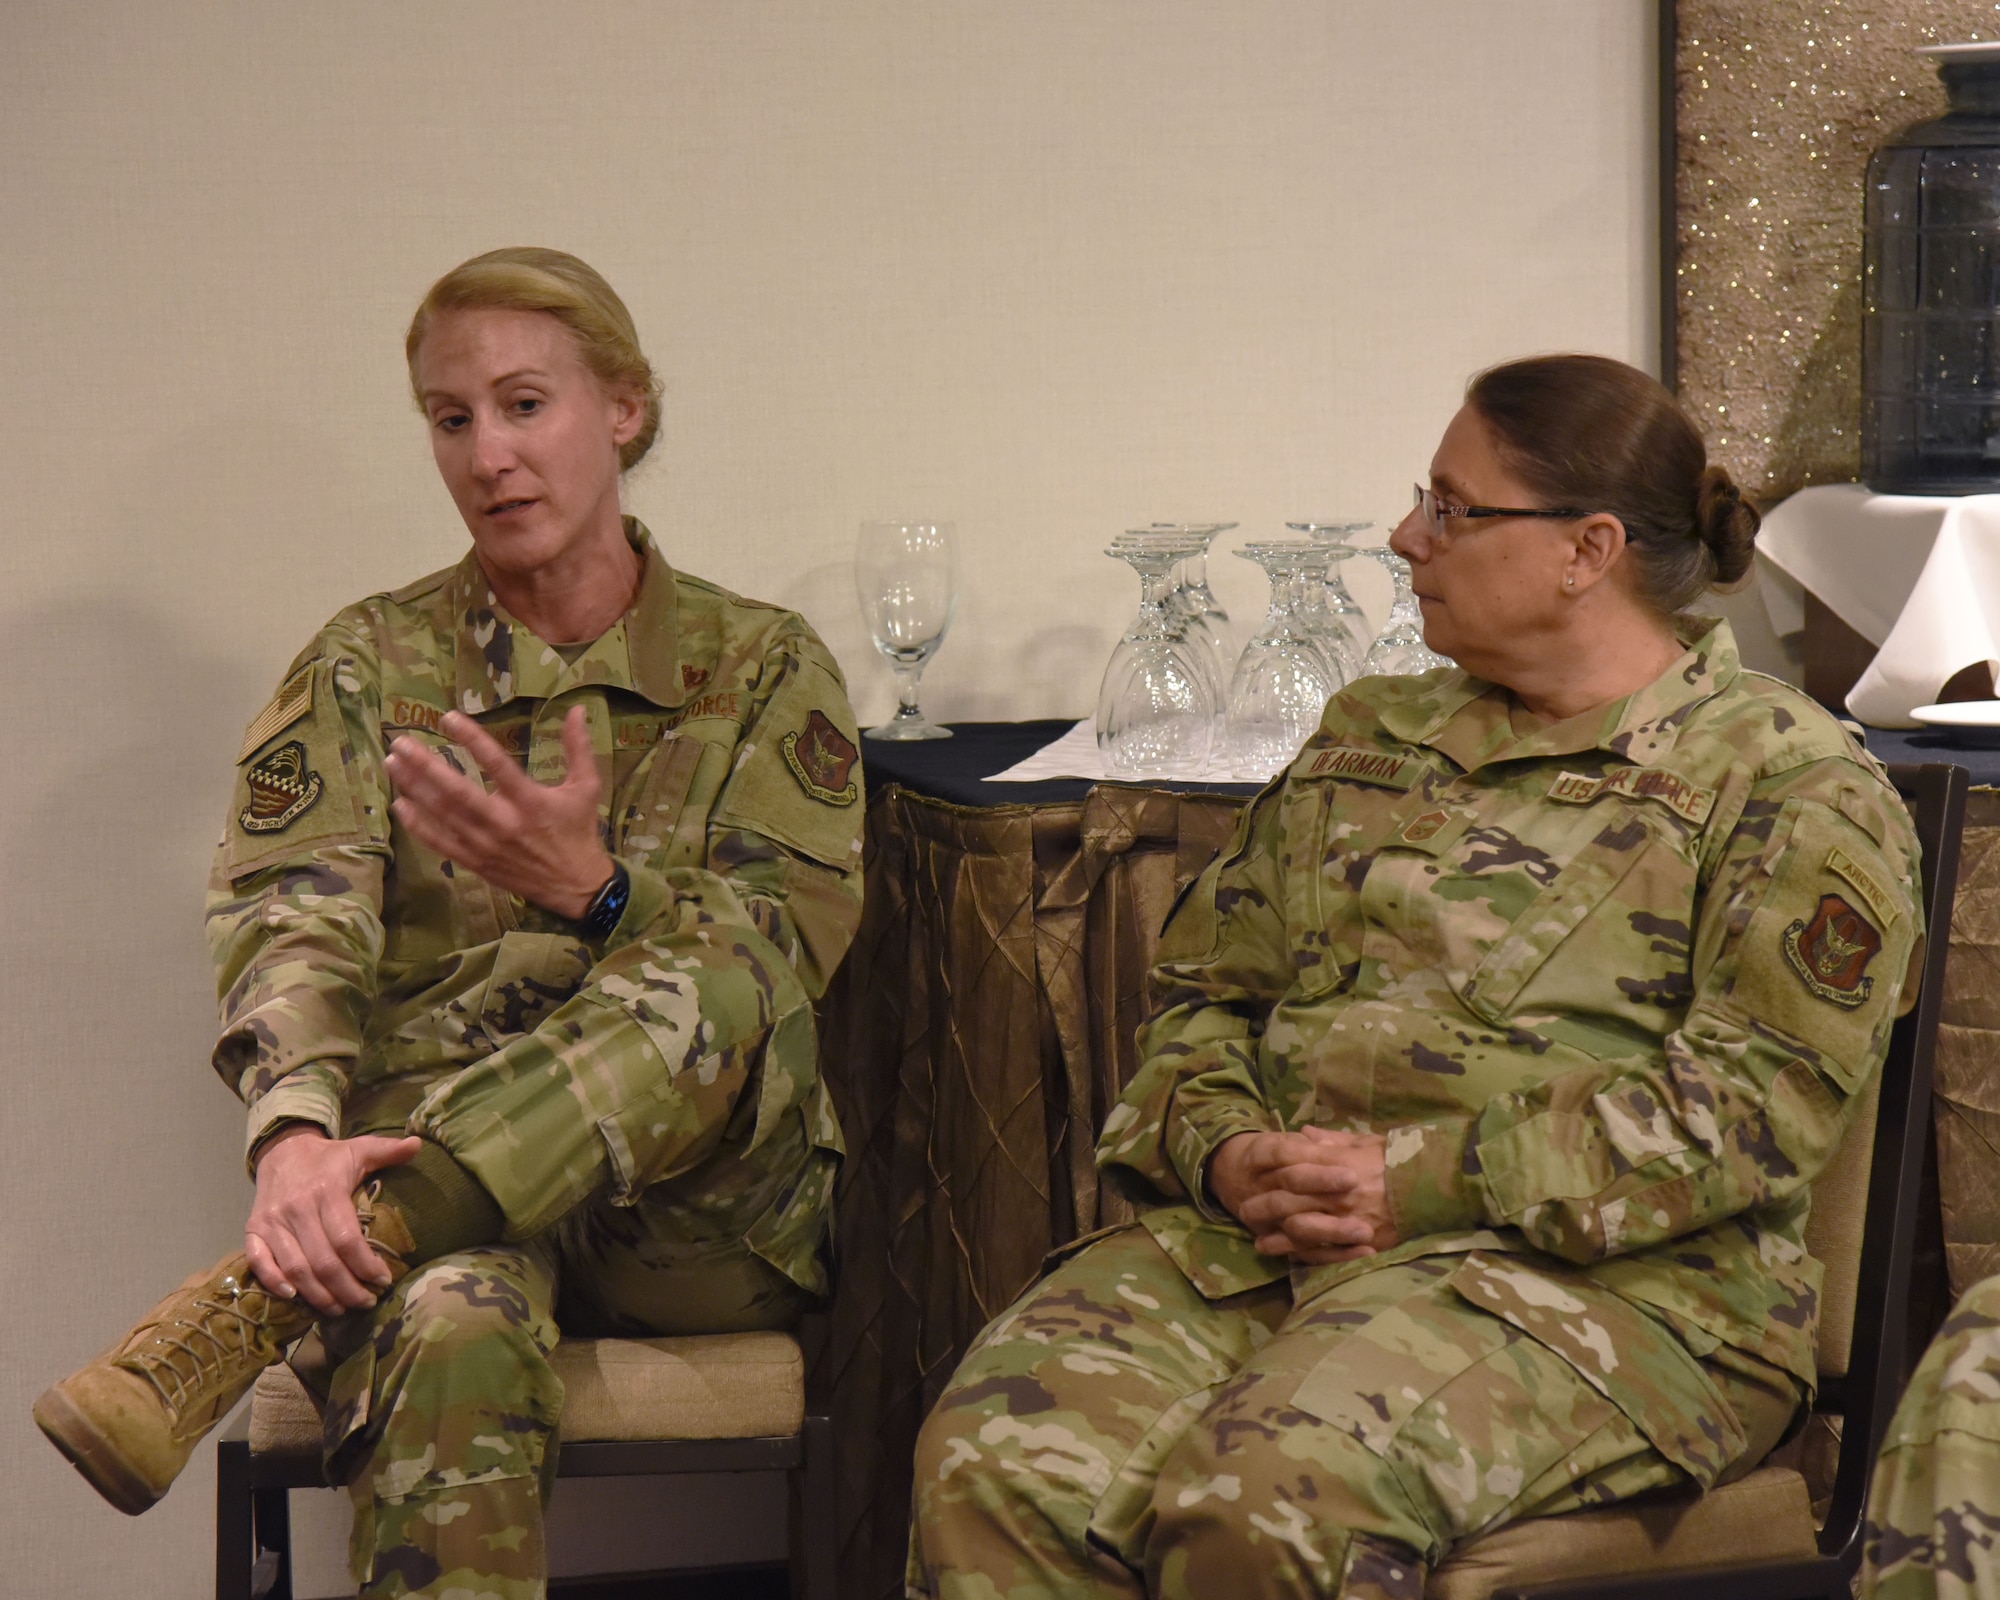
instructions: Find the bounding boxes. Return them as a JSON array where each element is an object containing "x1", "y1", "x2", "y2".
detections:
[
  {"x1": 239, "y1": 740, "x2": 324, "y2": 834},
  {"x1": 1387, "y1": 802, "x2": 1469, "y2": 856},
  {"x1": 782, "y1": 710, "x2": 859, "y2": 805},
  {"x1": 1401, "y1": 809, "x2": 1452, "y2": 844},
  {"x1": 1782, "y1": 892, "x2": 1882, "y2": 1008}
]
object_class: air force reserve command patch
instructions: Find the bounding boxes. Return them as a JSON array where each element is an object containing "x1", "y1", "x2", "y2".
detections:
[
  {"x1": 782, "y1": 710, "x2": 860, "y2": 806},
  {"x1": 239, "y1": 740, "x2": 324, "y2": 834},
  {"x1": 1783, "y1": 891, "x2": 1883, "y2": 1008}
]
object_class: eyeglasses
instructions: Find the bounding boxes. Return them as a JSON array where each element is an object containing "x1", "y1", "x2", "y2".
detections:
[{"x1": 1412, "y1": 484, "x2": 1591, "y2": 535}]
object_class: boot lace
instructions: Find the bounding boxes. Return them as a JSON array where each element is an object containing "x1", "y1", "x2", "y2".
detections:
[{"x1": 120, "y1": 1271, "x2": 289, "y2": 1414}]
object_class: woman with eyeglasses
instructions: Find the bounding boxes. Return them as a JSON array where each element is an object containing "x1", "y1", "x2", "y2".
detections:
[{"x1": 910, "y1": 353, "x2": 1923, "y2": 1597}]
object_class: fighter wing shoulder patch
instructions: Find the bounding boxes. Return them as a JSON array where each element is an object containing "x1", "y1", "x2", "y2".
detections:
[
  {"x1": 782, "y1": 709, "x2": 860, "y2": 806},
  {"x1": 239, "y1": 740, "x2": 324, "y2": 834}
]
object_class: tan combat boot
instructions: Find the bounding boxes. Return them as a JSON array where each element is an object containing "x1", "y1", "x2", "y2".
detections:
[{"x1": 33, "y1": 1188, "x2": 416, "y2": 1514}]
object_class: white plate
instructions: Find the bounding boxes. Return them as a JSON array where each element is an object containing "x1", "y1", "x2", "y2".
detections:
[
  {"x1": 1910, "y1": 701, "x2": 2000, "y2": 733},
  {"x1": 1916, "y1": 42, "x2": 2000, "y2": 64}
]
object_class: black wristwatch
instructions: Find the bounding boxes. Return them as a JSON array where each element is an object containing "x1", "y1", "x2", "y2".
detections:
[{"x1": 577, "y1": 861, "x2": 631, "y2": 941}]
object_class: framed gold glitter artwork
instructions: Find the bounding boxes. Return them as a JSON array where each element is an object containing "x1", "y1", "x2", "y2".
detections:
[{"x1": 1670, "y1": 0, "x2": 2000, "y2": 501}]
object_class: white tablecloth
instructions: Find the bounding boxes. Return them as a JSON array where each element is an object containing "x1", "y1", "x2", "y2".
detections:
[{"x1": 1755, "y1": 483, "x2": 2000, "y2": 727}]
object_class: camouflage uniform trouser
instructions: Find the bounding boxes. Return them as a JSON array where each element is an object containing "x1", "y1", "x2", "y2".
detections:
[
  {"x1": 909, "y1": 1226, "x2": 1799, "y2": 1600},
  {"x1": 1863, "y1": 1274, "x2": 2000, "y2": 1600},
  {"x1": 310, "y1": 1185, "x2": 812, "y2": 1600}
]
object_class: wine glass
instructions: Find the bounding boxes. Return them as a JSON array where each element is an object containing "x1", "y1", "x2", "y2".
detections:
[
  {"x1": 1096, "y1": 539, "x2": 1217, "y2": 777},
  {"x1": 1284, "y1": 542, "x2": 1356, "y2": 689},
  {"x1": 1289, "y1": 521, "x2": 1374, "y2": 683},
  {"x1": 1226, "y1": 542, "x2": 1338, "y2": 777},
  {"x1": 1111, "y1": 528, "x2": 1229, "y2": 748},
  {"x1": 1144, "y1": 521, "x2": 1236, "y2": 667},
  {"x1": 1359, "y1": 546, "x2": 1453, "y2": 677},
  {"x1": 855, "y1": 521, "x2": 958, "y2": 740}
]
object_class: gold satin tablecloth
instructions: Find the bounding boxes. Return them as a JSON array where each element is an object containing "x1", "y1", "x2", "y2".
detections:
[
  {"x1": 811, "y1": 780, "x2": 1243, "y2": 1600},
  {"x1": 1935, "y1": 789, "x2": 2000, "y2": 1300}
]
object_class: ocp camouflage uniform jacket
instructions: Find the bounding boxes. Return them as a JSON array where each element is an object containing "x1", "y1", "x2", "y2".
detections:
[
  {"x1": 205, "y1": 519, "x2": 864, "y2": 1297},
  {"x1": 1100, "y1": 618, "x2": 1921, "y2": 1487}
]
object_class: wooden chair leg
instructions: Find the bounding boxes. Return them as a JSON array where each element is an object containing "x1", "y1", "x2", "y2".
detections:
[
  {"x1": 215, "y1": 1435, "x2": 254, "y2": 1600},
  {"x1": 791, "y1": 1413, "x2": 838, "y2": 1600},
  {"x1": 250, "y1": 1484, "x2": 293, "y2": 1600}
]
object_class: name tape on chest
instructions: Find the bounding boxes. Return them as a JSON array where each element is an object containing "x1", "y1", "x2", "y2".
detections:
[
  {"x1": 1288, "y1": 745, "x2": 1427, "y2": 790},
  {"x1": 382, "y1": 694, "x2": 746, "y2": 759},
  {"x1": 1547, "y1": 767, "x2": 1716, "y2": 825}
]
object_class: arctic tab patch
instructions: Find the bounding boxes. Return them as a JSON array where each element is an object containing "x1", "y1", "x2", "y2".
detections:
[{"x1": 1827, "y1": 845, "x2": 1901, "y2": 928}]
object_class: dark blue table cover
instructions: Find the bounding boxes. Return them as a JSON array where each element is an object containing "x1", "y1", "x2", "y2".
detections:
[
  {"x1": 859, "y1": 720, "x2": 1263, "y2": 807},
  {"x1": 860, "y1": 718, "x2": 1994, "y2": 810}
]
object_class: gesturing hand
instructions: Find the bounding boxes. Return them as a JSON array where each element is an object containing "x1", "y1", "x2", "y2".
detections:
[
  {"x1": 245, "y1": 1126, "x2": 422, "y2": 1315},
  {"x1": 383, "y1": 705, "x2": 615, "y2": 920},
  {"x1": 1208, "y1": 1126, "x2": 1400, "y2": 1266}
]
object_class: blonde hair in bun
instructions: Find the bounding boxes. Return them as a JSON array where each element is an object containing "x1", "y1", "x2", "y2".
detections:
[{"x1": 406, "y1": 247, "x2": 663, "y2": 473}]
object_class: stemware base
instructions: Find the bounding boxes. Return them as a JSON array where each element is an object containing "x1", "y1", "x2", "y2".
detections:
[{"x1": 865, "y1": 717, "x2": 954, "y2": 741}]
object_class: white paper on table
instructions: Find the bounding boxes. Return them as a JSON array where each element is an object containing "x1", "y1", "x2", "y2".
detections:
[
  {"x1": 1753, "y1": 484, "x2": 2000, "y2": 727},
  {"x1": 985, "y1": 718, "x2": 1279, "y2": 783}
]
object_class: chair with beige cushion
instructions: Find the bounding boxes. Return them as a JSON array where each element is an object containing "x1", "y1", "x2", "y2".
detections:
[
  {"x1": 1417, "y1": 761, "x2": 1965, "y2": 1600},
  {"x1": 214, "y1": 1329, "x2": 834, "y2": 1600}
]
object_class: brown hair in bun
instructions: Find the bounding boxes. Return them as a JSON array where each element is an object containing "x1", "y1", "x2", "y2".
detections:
[
  {"x1": 1693, "y1": 463, "x2": 1760, "y2": 586},
  {"x1": 1466, "y1": 354, "x2": 1756, "y2": 616}
]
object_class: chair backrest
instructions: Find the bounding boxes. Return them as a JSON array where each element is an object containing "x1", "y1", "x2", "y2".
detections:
[
  {"x1": 1804, "y1": 761, "x2": 1965, "y2": 1570},
  {"x1": 1804, "y1": 1071, "x2": 1878, "y2": 1384}
]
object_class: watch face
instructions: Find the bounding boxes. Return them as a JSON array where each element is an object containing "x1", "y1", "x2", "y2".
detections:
[{"x1": 582, "y1": 863, "x2": 630, "y2": 939}]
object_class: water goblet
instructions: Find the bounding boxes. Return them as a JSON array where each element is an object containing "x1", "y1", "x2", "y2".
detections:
[
  {"x1": 856, "y1": 520, "x2": 958, "y2": 740},
  {"x1": 1096, "y1": 540, "x2": 1218, "y2": 777},
  {"x1": 1289, "y1": 521, "x2": 1374, "y2": 682},
  {"x1": 1359, "y1": 546, "x2": 1453, "y2": 678},
  {"x1": 1112, "y1": 528, "x2": 1230, "y2": 746},
  {"x1": 1227, "y1": 542, "x2": 1338, "y2": 778},
  {"x1": 1143, "y1": 521, "x2": 1236, "y2": 667}
]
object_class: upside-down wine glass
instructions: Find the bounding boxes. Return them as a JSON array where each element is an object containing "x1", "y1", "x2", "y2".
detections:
[
  {"x1": 1284, "y1": 542, "x2": 1357, "y2": 689},
  {"x1": 1359, "y1": 546, "x2": 1453, "y2": 677},
  {"x1": 856, "y1": 520, "x2": 958, "y2": 740},
  {"x1": 1145, "y1": 521, "x2": 1236, "y2": 668},
  {"x1": 1112, "y1": 528, "x2": 1229, "y2": 747},
  {"x1": 1289, "y1": 521, "x2": 1375, "y2": 682},
  {"x1": 1227, "y1": 542, "x2": 1338, "y2": 778},
  {"x1": 1096, "y1": 539, "x2": 1218, "y2": 777}
]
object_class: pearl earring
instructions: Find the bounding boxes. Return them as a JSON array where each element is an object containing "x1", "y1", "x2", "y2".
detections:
[{"x1": 1565, "y1": 575, "x2": 1574, "y2": 589}]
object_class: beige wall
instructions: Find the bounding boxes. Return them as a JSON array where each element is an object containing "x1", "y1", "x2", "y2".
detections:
[{"x1": 0, "y1": 3, "x2": 1660, "y2": 1593}]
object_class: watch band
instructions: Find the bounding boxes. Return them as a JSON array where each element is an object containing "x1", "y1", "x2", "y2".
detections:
[{"x1": 577, "y1": 860, "x2": 631, "y2": 942}]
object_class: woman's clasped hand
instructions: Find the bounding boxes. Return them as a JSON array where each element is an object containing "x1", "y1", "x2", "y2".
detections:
[{"x1": 1207, "y1": 1126, "x2": 1398, "y2": 1264}]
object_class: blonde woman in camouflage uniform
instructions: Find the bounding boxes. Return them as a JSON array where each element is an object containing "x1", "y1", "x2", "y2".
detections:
[
  {"x1": 910, "y1": 355, "x2": 1923, "y2": 1599},
  {"x1": 36, "y1": 248, "x2": 865, "y2": 1598},
  {"x1": 1862, "y1": 1276, "x2": 2000, "y2": 1597}
]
